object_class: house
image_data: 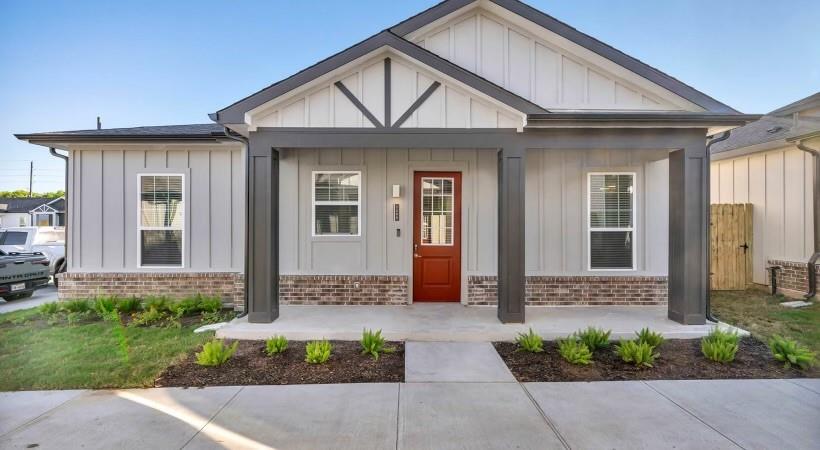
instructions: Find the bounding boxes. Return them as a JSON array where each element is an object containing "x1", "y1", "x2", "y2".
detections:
[
  {"x1": 710, "y1": 92, "x2": 820, "y2": 297},
  {"x1": 0, "y1": 197, "x2": 65, "y2": 228},
  {"x1": 16, "y1": 0, "x2": 757, "y2": 325}
]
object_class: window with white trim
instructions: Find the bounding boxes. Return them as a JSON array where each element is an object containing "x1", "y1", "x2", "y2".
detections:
[
  {"x1": 139, "y1": 174, "x2": 184, "y2": 267},
  {"x1": 312, "y1": 171, "x2": 360, "y2": 236},
  {"x1": 588, "y1": 173, "x2": 635, "y2": 270}
]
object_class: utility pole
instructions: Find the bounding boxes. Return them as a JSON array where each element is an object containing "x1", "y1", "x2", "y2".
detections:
[{"x1": 28, "y1": 161, "x2": 33, "y2": 198}]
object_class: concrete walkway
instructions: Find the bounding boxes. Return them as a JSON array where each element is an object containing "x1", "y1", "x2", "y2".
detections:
[
  {"x1": 2, "y1": 379, "x2": 817, "y2": 449},
  {"x1": 219, "y1": 303, "x2": 743, "y2": 341}
]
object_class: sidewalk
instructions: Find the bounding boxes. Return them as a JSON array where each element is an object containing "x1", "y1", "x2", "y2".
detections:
[{"x1": 2, "y1": 340, "x2": 818, "y2": 450}]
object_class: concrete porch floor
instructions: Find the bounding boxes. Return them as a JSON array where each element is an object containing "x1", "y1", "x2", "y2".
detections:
[{"x1": 217, "y1": 304, "x2": 743, "y2": 341}]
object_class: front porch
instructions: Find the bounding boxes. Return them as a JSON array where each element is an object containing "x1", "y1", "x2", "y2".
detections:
[{"x1": 217, "y1": 304, "x2": 738, "y2": 341}]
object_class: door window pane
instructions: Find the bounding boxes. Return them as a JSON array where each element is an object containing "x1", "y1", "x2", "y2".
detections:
[{"x1": 421, "y1": 177, "x2": 454, "y2": 245}]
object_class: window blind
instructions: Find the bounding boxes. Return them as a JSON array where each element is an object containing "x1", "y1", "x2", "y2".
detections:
[
  {"x1": 589, "y1": 173, "x2": 634, "y2": 270},
  {"x1": 313, "y1": 172, "x2": 360, "y2": 235},
  {"x1": 139, "y1": 175, "x2": 183, "y2": 266}
]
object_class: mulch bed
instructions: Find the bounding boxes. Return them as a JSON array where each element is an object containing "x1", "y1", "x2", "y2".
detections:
[
  {"x1": 494, "y1": 337, "x2": 812, "y2": 382},
  {"x1": 156, "y1": 340, "x2": 404, "y2": 387}
]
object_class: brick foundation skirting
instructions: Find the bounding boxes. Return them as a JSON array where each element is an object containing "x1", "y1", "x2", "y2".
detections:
[
  {"x1": 57, "y1": 272, "x2": 245, "y2": 310},
  {"x1": 768, "y1": 259, "x2": 819, "y2": 294},
  {"x1": 279, "y1": 275, "x2": 409, "y2": 305},
  {"x1": 468, "y1": 275, "x2": 668, "y2": 306}
]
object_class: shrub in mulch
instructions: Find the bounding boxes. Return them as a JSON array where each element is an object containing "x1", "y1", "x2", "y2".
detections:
[
  {"x1": 155, "y1": 340, "x2": 404, "y2": 387},
  {"x1": 494, "y1": 337, "x2": 812, "y2": 382}
]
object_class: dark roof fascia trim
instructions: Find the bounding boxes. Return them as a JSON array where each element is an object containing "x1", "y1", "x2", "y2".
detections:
[
  {"x1": 786, "y1": 130, "x2": 820, "y2": 142},
  {"x1": 389, "y1": 0, "x2": 476, "y2": 36},
  {"x1": 213, "y1": 30, "x2": 547, "y2": 124},
  {"x1": 527, "y1": 113, "x2": 759, "y2": 123},
  {"x1": 391, "y1": 0, "x2": 739, "y2": 114},
  {"x1": 16, "y1": 134, "x2": 229, "y2": 144},
  {"x1": 769, "y1": 93, "x2": 820, "y2": 117}
]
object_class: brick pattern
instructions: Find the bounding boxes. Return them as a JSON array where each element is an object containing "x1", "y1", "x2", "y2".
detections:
[
  {"x1": 57, "y1": 272, "x2": 245, "y2": 310},
  {"x1": 769, "y1": 259, "x2": 819, "y2": 294},
  {"x1": 467, "y1": 275, "x2": 668, "y2": 306},
  {"x1": 279, "y1": 275, "x2": 409, "y2": 305}
]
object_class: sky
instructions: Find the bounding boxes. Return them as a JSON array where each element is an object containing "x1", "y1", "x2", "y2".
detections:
[{"x1": 1, "y1": 0, "x2": 818, "y2": 192}]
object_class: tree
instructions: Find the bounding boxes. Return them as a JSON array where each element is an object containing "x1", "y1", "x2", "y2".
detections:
[{"x1": 0, "y1": 190, "x2": 65, "y2": 199}]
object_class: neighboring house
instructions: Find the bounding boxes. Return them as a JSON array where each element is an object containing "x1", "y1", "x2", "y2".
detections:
[
  {"x1": 0, "y1": 197, "x2": 65, "y2": 228},
  {"x1": 16, "y1": 0, "x2": 756, "y2": 325},
  {"x1": 711, "y1": 92, "x2": 820, "y2": 296}
]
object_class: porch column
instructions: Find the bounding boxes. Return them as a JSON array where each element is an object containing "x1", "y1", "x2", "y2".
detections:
[
  {"x1": 246, "y1": 138, "x2": 279, "y2": 323},
  {"x1": 497, "y1": 146, "x2": 526, "y2": 323},
  {"x1": 668, "y1": 141, "x2": 708, "y2": 324}
]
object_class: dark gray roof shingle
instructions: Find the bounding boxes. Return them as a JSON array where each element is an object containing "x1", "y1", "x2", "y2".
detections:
[
  {"x1": 711, "y1": 115, "x2": 820, "y2": 154},
  {"x1": 15, "y1": 124, "x2": 226, "y2": 141},
  {"x1": 0, "y1": 198, "x2": 56, "y2": 213}
]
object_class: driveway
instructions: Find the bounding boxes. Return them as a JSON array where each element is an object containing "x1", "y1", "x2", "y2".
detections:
[
  {"x1": 0, "y1": 284, "x2": 57, "y2": 314},
  {"x1": 1, "y1": 378, "x2": 817, "y2": 449}
]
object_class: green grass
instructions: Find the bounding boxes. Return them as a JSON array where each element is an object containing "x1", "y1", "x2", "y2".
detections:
[
  {"x1": 712, "y1": 287, "x2": 820, "y2": 355},
  {"x1": 0, "y1": 308, "x2": 212, "y2": 391}
]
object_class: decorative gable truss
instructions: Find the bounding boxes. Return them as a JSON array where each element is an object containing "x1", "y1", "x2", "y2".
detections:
[
  {"x1": 246, "y1": 49, "x2": 526, "y2": 130},
  {"x1": 407, "y1": 4, "x2": 702, "y2": 112}
]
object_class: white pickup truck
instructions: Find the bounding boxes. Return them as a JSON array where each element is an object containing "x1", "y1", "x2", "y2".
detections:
[{"x1": 0, "y1": 227, "x2": 66, "y2": 285}]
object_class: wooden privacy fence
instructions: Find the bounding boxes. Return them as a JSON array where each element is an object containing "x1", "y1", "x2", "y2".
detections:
[{"x1": 710, "y1": 203, "x2": 753, "y2": 290}]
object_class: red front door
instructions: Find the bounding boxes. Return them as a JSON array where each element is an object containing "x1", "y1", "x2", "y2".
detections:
[{"x1": 413, "y1": 172, "x2": 461, "y2": 302}]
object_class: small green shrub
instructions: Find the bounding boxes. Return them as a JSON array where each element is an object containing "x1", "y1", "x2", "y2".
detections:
[
  {"x1": 143, "y1": 296, "x2": 173, "y2": 313},
  {"x1": 615, "y1": 339, "x2": 659, "y2": 368},
  {"x1": 305, "y1": 340, "x2": 333, "y2": 364},
  {"x1": 769, "y1": 335, "x2": 816, "y2": 370},
  {"x1": 558, "y1": 337, "x2": 593, "y2": 365},
  {"x1": 196, "y1": 296, "x2": 223, "y2": 314},
  {"x1": 196, "y1": 340, "x2": 239, "y2": 367},
  {"x1": 701, "y1": 328, "x2": 740, "y2": 363},
  {"x1": 129, "y1": 307, "x2": 176, "y2": 327},
  {"x1": 171, "y1": 297, "x2": 200, "y2": 316},
  {"x1": 635, "y1": 327, "x2": 665, "y2": 348},
  {"x1": 92, "y1": 297, "x2": 118, "y2": 317},
  {"x1": 515, "y1": 328, "x2": 544, "y2": 353},
  {"x1": 66, "y1": 311, "x2": 92, "y2": 326},
  {"x1": 38, "y1": 302, "x2": 60, "y2": 316},
  {"x1": 265, "y1": 335, "x2": 289, "y2": 356},
  {"x1": 360, "y1": 328, "x2": 393, "y2": 360},
  {"x1": 201, "y1": 310, "x2": 233, "y2": 325},
  {"x1": 115, "y1": 297, "x2": 142, "y2": 313},
  {"x1": 574, "y1": 326, "x2": 611, "y2": 351},
  {"x1": 62, "y1": 299, "x2": 91, "y2": 314}
]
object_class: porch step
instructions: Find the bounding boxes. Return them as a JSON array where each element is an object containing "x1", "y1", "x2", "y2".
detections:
[{"x1": 404, "y1": 342, "x2": 516, "y2": 383}]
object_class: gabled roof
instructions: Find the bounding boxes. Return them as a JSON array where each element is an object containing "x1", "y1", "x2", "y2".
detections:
[
  {"x1": 212, "y1": 30, "x2": 547, "y2": 124},
  {"x1": 214, "y1": 0, "x2": 742, "y2": 124},
  {"x1": 0, "y1": 198, "x2": 57, "y2": 214},
  {"x1": 392, "y1": 0, "x2": 739, "y2": 114},
  {"x1": 768, "y1": 92, "x2": 820, "y2": 117},
  {"x1": 711, "y1": 115, "x2": 820, "y2": 154},
  {"x1": 16, "y1": 124, "x2": 228, "y2": 143}
]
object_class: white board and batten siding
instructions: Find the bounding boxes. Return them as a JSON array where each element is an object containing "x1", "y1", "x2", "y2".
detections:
[
  {"x1": 279, "y1": 148, "x2": 669, "y2": 278},
  {"x1": 250, "y1": 52, "x2": 523, "y2": 130},
  {"x1": 409, "y1": 4, "x2": 698, "y2": 112},
  {"x1": 67, "y1": 144, "x2": 245, "y2": 272},
  {"x1": 711, "y1": 144, "x2": 816, "y2": 284}
]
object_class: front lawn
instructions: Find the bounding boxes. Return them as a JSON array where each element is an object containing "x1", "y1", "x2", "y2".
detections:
[
  {"x1": 0, "y1": 303, "x2": 218, "y2": 391},
  {"x1": 712, "y1": 287, "x2": 820, "y2": 357}
]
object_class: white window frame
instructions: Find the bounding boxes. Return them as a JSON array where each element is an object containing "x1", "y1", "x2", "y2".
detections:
[
  {"x1": 587, "y1": 172, "x2": 637, "y2": 271},
  {"x1": 137, "y1": 173, "x2": 185, "y2": 269},
  {"x1": 311, "y1": 170, "x2": 362, "y2": 237},
  {"x1": 419, "y1": 176, "x2": 456, "y2": 247}
]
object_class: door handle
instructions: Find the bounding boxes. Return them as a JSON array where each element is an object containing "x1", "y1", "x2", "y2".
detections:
[{"x1": 414, "y1": 243, "x2": 420, "y2": 258}]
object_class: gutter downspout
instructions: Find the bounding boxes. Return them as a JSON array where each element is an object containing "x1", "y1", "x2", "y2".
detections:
[
  {"x1": 49, "y1": 148, "x2": 68, "y2": 279},
  {"x1": 222, "y1": 128, "x2": 250, "y2": 317},
  {"x1": 705, "y1": 131, "x2": 732, "y2": 322},
  {"x1": 796, "y1": 141, "x2": 819, "y2": 299}
]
